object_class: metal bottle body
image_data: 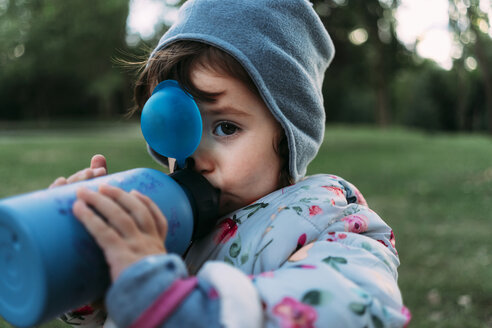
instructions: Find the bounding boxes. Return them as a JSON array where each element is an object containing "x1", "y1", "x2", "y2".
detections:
[{"x1": 0, "y1": 168, "x2": 194, "y2": 327}]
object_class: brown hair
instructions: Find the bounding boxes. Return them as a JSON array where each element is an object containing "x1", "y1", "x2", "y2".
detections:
[{"x1": 130, "y1": 41, "x2": 293, "y2": 187}]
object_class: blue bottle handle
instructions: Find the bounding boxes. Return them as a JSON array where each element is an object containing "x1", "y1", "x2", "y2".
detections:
[{"x1": 140, "y1": 80, "x2": 202, "y2": 168}]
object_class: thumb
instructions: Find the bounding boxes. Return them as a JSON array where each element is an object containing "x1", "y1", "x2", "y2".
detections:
[{"x1": 90, "y1": 154, "x2": 107, "y2": 171}]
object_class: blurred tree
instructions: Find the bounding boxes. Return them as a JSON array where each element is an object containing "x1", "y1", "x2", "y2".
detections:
[
  {"x1": 1, "y1": 0, "x2": 489, "y2": 136},
  {"x1": 128, "y1": 0, "x2": 187, "y2": 49},
  {"x1": 393, "y1": 60, "x2": 471, "y2": 132},
  {"x1": 312, "y1": 0, "x2": 413, "y2": 127},
  {"x1": 0, "y1": 0, "x2": 129, "y2": 120},
  {"x1": 448, "y1": 0, "x2": 492, "y2": 133}
]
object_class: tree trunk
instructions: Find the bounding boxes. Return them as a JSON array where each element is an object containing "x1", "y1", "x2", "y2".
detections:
[
  {"x1": 375, "y1": 72, "x2": 390, "y2": 127},
  {"x1": 455, "y1": 67, "x2": 469, "y2": 131},
  {"x1": 470, "y1": 22, "x2": 492, "y2": 134},
  {"x1": 363, "y1": 0, "x2": 391, "y2": 127}
]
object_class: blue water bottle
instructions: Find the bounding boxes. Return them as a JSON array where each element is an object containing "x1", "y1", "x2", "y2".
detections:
[
  {"x1": 0, "y1": 80, "x2": 217, "y2": 327},
  {"x1": 0, "y1": 168, "x2": 219, "y2": 327}
]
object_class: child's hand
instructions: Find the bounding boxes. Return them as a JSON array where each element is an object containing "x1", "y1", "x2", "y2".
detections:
[
  {"x1": 72, "y1": 184, "x2": 168, "y2": 282},
  {"x1": 49, "y1": 154, "x2": 108, "y2": 188}
]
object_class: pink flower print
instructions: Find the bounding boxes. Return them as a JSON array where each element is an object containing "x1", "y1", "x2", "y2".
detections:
[
  {"x1": 401, "y1": 306, "x2": 412, "y2": 327},
  {"x1": 292, "y1": 264, "x2": 316, "y2": 269},
  {"x1": 326, "y1": 232, "x2": 347, "y2": 243},
  {"x1": 390, "y1": 230, "x2": 396, "y2": 248},
  {"x1": 376, "y1": 235, "x2": 399, "y2": 253},
  {"x1": 352, "y1": 186, "x2": 368, "y2": 206},
  {"x1": 71, "y1": 305, "x2": 95, "y2": 316},
  {"x1": 294, "y1": 233, "x2": 308, "y2": 256},
  {"x1": 260, "y1": 271, "x2": 275, "y2": 278},
  {"x1": 341, "y1": 214, "x2": 368, "y2": 234},
  {"x1": 321, "y1": 186, "x2": 345, "y2": 197},
  {"x1": 250, "y1": 271, "x2": 275, "y2": 282},
  {"x1": 296, "y1": 233, "x2": 307, "y2": 250},
  {"x1": 308, "y1": 205, "x2": 322, "y2": 216},
  {"x1": 208, "y1": 287, "x2": 219, "y2": 300},
  {"x1": 213, "y1": 217, "x2": 238, "y2": 244},
  {"x1": 273, "y1": 297, "x2": 317, "y2": 328}
]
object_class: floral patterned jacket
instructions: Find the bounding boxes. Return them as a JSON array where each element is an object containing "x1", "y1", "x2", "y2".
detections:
[{"x1": 103, "y1": 174, "x2": 411, "y2": 327}]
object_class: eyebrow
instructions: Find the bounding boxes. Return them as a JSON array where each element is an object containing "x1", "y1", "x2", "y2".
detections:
[{"x1": 205, "y1": 106, "x2": 251, "y2": 117}]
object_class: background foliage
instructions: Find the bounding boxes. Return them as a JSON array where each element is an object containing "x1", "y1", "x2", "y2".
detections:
[
  {"x1": 1, "y1": 0, "x2": 491, "y2": 133},
  {"x1": 0, "y1": 0, "x2": 130, "y2": 120}
]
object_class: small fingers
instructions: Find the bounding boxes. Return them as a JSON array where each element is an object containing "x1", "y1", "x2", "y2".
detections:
[
  {"x1": 131, "y1": 190, "x2": 168, "y2": 240},
  {"x1": 99, "y1": 185, "x2": 159, "y2": 237},
  {"x1": 92, "y1": 167, "x2": 107, "y2": 177},
  {"x1": 73, "y1": 199, "x2": 123, "y2": 251},
  {"x1": 76, "y1": 187, "x2": 138, "y2": 238},
  {"x1": 49, "y1": 155, "x2": 107, "y2": 189},
  {"x1": 49, "y1": 177, "x2": 68, "y2": 189},
  {"x1": 90, "y1": 154, "x2": 107, "y2": 172},
  {"x1": 67, "y1": 169, "x2": 93, "y2": 184},
  {"x1": 67, "y1": 168, "x2": 106, "y2": 184}
]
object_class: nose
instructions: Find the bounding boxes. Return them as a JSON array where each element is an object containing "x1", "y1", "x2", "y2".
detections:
[{"x1": 190, "y1": 141, "x2": 215, "y2": 175}]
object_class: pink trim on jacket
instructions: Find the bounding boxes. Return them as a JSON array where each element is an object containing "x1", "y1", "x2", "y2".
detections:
[{"x1": 129, "y1": 277, "x2": 198, "y2": 328}]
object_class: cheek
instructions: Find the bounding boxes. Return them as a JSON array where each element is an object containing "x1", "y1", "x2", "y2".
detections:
[
  {"x1": 221, "y1": 143, "x2": 281, "y2": 193},
  {"x1": 220, "y1": 157, "x2": 257, "y2": 187}
]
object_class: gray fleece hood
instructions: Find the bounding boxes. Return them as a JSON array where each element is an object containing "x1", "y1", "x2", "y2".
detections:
[{"x1": 152, "y1": 0, "x2": 334, "y2": 181}]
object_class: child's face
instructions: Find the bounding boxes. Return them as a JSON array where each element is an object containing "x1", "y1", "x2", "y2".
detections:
[{"x1": 189, "y1": 65, "x2": 283, "y2": 216}]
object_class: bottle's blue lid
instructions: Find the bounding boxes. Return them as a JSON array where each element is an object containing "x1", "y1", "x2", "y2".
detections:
[{"x1": 140, "y1": 80, "x2": 202, "y2": 168}]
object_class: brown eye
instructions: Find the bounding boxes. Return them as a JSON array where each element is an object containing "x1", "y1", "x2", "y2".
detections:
[{"x1": 214, "y1": 122, "x2": 239, "y2": 136}]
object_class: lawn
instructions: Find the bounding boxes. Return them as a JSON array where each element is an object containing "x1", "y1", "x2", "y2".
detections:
[{"x1": 0, "y1": 122, "x2": 491, "y2": 327}]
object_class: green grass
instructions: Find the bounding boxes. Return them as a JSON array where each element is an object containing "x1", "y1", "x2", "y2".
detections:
[{"x1": 1, "y1": 123, "x2": 491, "y2": 327}]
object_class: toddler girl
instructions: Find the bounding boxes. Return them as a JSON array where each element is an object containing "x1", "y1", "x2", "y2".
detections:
[{"x1": 53, "y1": 0, "x2": 411, "y2": 327}]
